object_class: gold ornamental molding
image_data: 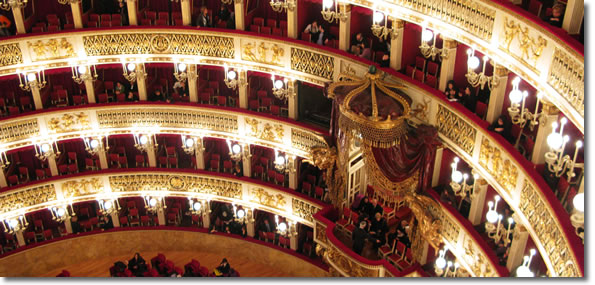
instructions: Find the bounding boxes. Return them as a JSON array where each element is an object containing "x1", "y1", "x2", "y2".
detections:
[
  {"x1": 0, "y1": 43, "x2": 23, "y2": 67},
  {"x1": 0, "y1": 171, "x2": 328, "y2": 228},
  {"x1": 436, "y1": 105, "x2": 476, "y2": 155},
  {"x1": 0, "y1": 104, "x2": 328, "y2": 160},
  {"x1": 479, "y1": 138, "x2": 519, "y2": 195}
]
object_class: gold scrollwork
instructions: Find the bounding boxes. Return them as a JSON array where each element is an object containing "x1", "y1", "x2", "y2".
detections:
[
  {"x1": 411, "y1": 98, "x2": 431, "y2": 122},
  {"x1": 0, "y1": 185, "x2": 56, "y2": 215},
  {"x1": 501, "y1": 17, "x2": 548, "y2": 71},
  {"x1": 315, "y1": 222, "x2": 328, "y2": 244},
  {"x1": 250, "y1": 188, "x2": 286, "y2": 210},
  {"x1": 291, "y1": 199, "x2": 320, "y2": 223},
  {"x1": 324, "y1": 245, "x2": 378, "y2": 277},
  {"x1": 28, "y1": 38, "x2": 76, "y2": 61},
  {"x1": 62, "y1": 178, "x2": 104, "y2": 198},
  {"x1": 436, "y1": 105, "x2": 476, "y2": 155},
  {"x1": 241, "y1": 41, "x2": 284, "y2": 66},
  {"x1": 0, "y1": 43, "x2": 23, "y2": 67},
  {"x1": 47, "y1": 112, "x2": 90, "y2": 133},
  {"x1": 290, "y1": 48, "x2": 334, "y2": 80},
  {"x1": 291, "y1": 129, "x2": 328, "y2": 153}
]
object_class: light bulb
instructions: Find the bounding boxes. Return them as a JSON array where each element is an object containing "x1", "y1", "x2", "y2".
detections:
[
  {"x1": 9, "y1": 219, "x2": 19, "y2": 228},
  {"x1": 495, "y1": 195, "x2": 500, "y2": 202},
  {"x1": 57, "y1": 208, "x2": 66, "y2": 217},
  {"x1": 139, "y1": 135, "x2": 149, "y2": 145},
  {"x1": 278, "y1": 222, "x2": 287, "y2": 232},
  {"x1": 512, "y1": 77, "x2": 521, "y2": 86},
  {"x1": 27, "y1": 73, "x2": 36, "y2": 82},
  {"x1": 547, "y1": 132, "x2": 563, "y2": 150},
  {"x1": 89, "y1": 139, "x2": 99, "y2": 149},
  {"x1": 193, "y1": 202, "x2": 202, "y2": 211},
  {"x1": 516, "y1": 265, "x2": 534, "y2": 277},
  {"x1": 77, "y1": 66, "x2": 87, "y2": 74},
  {"x1": 40, "y1": 143, "x2": 51, "y2": 153},
  {"x1": 451, "y1": 170, "x2": 463, "y2": 183},
  {"x1": 422, "y1": 29, "x2": 434, "y2": 42},
  {"x1": 435, "y1": 256, "x2": 446, "y2": 269},
  {"x1": 373, "y1": 11, "x2": 384, "y2": 23},
  {"x1": 127, "y1": 63, "x2": 136, "y2": 72},
  {"x1": 573, "y1": 193, "x2": 584, "y2": 213},
  {"x1": 177, "y1": 63, "x2": 187, "y2": 72},
  {"x1": 227, "y1": 70, "x2": 237, "y2": 80},
  {"x1": 508, "y1": 217, "x2": 514, "y2": 225},
  {"x1": 466, "y1": 49, "x2": 473, "y2": 56},
  {"x1": 453, "y1": 157, "x2": 460, "y2": 163},
  {"x1": 576, "y1": 140, "x2": 583, "y2": 148},
  {"x1": 467, "y1": 56, "x2": 480, "y2": 70},
  {"x1": 185, "y1": 138, "x2": 195, "y2": 148},
  {"x1": 509, "y1": 89, "x2": 523, "y2": 104},
  {"x1": 104, "y1": 200, "x2": 113, "y2": 210},
  {"x1": 237, "y1": 209, "x2": 245, "y2": 219},
  {"x1": 463, "y1": 173, "x2": 469, "y2": 180},
  {"x1": 149, "y1": 198, "x2": 157, "y2": 207},
  {"x1": 274, "y1": 79, "x2": 284, "y2": 89},
  {"x1": 275, "y1": 155, "x2": 286, "y2": 165},
  {"x1": 561, "y1": 117, "x2": 568, "y2": 125},
  {"x1": 486, "y1": 210, "x2": 498, "y2": 223},
  {"x1": 323, "y1": 0, "x2": 333, "y2": 9},
  {"x1": 232, "y1": 144, "x2": 241, "y2": 154}
]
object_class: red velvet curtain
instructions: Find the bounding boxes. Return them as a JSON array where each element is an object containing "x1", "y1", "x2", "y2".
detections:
[{"x1": 371, "y1": 124, "x2": 440, "y2": 193}]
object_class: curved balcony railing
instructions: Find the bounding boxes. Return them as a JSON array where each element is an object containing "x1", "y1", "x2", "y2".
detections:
[
  {"x1": 0, "y1": 28, "x2": 583, "y2": 276},
  {"x1": 0, "y1": 24, "x2": 584, "y2": 133},
  {"x1": 0, "y1": 227, "x2": 329, "y2": 277}
]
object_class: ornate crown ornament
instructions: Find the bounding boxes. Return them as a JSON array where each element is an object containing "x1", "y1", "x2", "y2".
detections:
[{"x1": 327, "y1": 66, "x2": 411, "y2": 148}]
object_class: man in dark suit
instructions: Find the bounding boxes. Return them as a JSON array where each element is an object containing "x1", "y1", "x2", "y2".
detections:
[
  {"x1": 352, "y1": 221, "x2": 379, "y2": 255},
  {"x1": 365, "y1": 198, "x2": 383, "y2": 219}
]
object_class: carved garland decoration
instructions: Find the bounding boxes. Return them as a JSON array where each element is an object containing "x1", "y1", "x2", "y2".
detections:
[
  {"x1": 324, "y1": 245, "x2": 379, "y2": 277},
  {"x1": 47, "y1": 112, "x2": 91, "y2": 134},
  {"x1": 61, "y1": 178, "x2": 104, "y2": 199},
  {"x1": 241, "y1": 41, "x2": 284, "y2": 66},
  {"x1": 244, "y1": 118, "x2": 284, "y2": 143},
  {"x1": 436, "y1": 105, "x2": 476, "y2": 155},
  {"x1": 27, "y1": 38, "x2": 76, "y2": 61},
  {"x1": 250, "y1": 188, "x2": 286, "y2": 210}
]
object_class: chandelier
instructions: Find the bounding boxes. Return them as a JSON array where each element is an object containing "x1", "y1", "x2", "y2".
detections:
[
  {"x1": 371, "y1": 10, "x2": 397, "y2": 40},
  {"x1": 321, "y1": 0, "x2": 348, "y2": 23},
  {"x1": 18, "y1": 70, "x2": 47, "y2": 92},
  {"x1": 133, "y1": 132, "x2": 158, "y2": 153},
  {"x1": 221, "y1": 0, "x2": 233, "y2": 5},
  {"x1": 270, "y1": 0, "x2": 295, "y2": 13},
  {"x1": 34, "y1": 140, "x2": 61, "y2": 162},
  {"x1": 188, "y1": 198, "x2": 207, "y2": 216},
  {"x1": 0, "y1": 0, "x2": 27, "y2": 11},
  {"x1": 274, "y1": 214, "x2": 289, "y2": 235},
  {"x1": 82, "y1": 135, "x2": 109, "y2": 156},
  {"x1": 233, "y1": 204, "x2": 252, "y2": 224},
  {"x1": 0, "y1": 148, "x2": 9, "y2": 169},
  {"x1": 465, "y1": 49, "x2": 499, "y2": 90},
  {"x1": 271, "y1": 75, "x2": 294, "y2": 101},
  {"x1": 419, "y1": 28, "x2": 448, "y2": 61},
  {"x1": 434, "y1": 246, "x2": 461, "y2": 277},
  {"x1": 485, "y1": 196, "x2": 514, "y2": 246},
  {"x1": 98, "y1": 198, "x2": 121, "y2": 216},
  {"x1": 181, "y1": 134, "x2": 205, "y2": 155},
  {"x1": 122, "y1": 61, "x2": 146, "y2": 83},
  {"x1": 224, "y1": 65, "x2": 246, "y2": 90},
  {"x1": 544, "y1": 117, "x2": 582, "y2": 181},
  {"x1": 1, "y1": 214, "x2": 28, "y2": 234},
  {"x1": 173, "y1": 62, "x2": 191, "y2": 83},
  {"x1": 71, "y1": 64, "x2": 98, "y2": 84},
  {"x1": 507, "y1": 78, "x2": 545, "y2": 134}
]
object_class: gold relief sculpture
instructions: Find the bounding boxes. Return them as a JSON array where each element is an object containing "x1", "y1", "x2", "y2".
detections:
[
  {"x1": 0, "y1": 185, "x2": 56, "y2": 214},
  {"x1": 292, "y1": 199, "x2": 320, "y2": 223},
  {"x1": 243, "y1": 118, "x2": 283, "y2": 143},
  {"x1": 436, "y1": 105, "x2": 476, "y2": 155},
  {"x1": 303, "y1": 146, "x2": 345, "y2": 206},
  {"x1": 47, "y1": 112, "x2": 90, "y2": 133},
  {"x1": 404, "y1": 194, "x2": 443, "y2": 251},
  {"x1": 315, "y1": 222, "x2": 328, "y2": 244},
  {"x1": 168, "y1": 176, "x2": 186, "y2": 190},
  {"x1": 241, "y1": 41, "x2": 283, "y2": 66},
  {"x1": 150, "y1": 34, "x2": 171, "y2": 53},
  {"x1": 0, "y1": 43, "x2": 23, "y2": 67},
  {"x1": 290, "y1": 48, "x2": 334, "y2": 80},
  {"x1": 479, "y1": 137, "x2": 519, "y2": 197},
  {"x1": 324, "y1": 245, "x2": 378, "y2": 277},
  {"x1": 0, "y1": 119, "x2": 39, "y2": 144},
  {"x1": 27, "y1": 38, "x2": 76, "y2": 61},
  {"x1": 548, "y1": 48, "x2": 584, "y2": 117},
  {"x1": 411, "y1": 98, "x2": 431, "y2": 122},
  {"x1": 500, "y1": 17, "x2": 548, "y2": 72},
  {"x1": 479, "y1": 137, "x2": 492, "y2": 169},
  {"x1": 62, "y1": 178, "x2": 104, "y2": 198},
  {"x1": 250, "y1": 188, "x2": 286, "y2": 210}
]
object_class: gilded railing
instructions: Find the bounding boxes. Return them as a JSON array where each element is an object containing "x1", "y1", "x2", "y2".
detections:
[
  {"x1": 0, "y1": 25, "x2": 584, "y2": 132},
  {"x1": 0, "y1": 104, "x2": 328, "y2": 160},
  {"x1": 0, "y1": 170, "x2": 326, "y2": 228}
]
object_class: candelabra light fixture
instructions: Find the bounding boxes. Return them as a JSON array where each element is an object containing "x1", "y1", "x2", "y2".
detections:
[
  {"x1": 0, "y1": 0, "x2": 28, "y2": 11},
  {"x1": 1, "y1": 214, "x2": 28, "y2": 234},
  {"x1": 181, "y1": 134, "x2": 204, "y2": 155},
  {"x1": 570, "y1": 192, "x2": 584, "y2": 243},
  {"x1": 419, "y1": 28, "x2": 448, "y2": 61},
  {"x1": 143, "y1": 194, "x2": 166, "y2": 214},
  {"x1": 0, "y1": 148, "x2": 9, "y2": 169},
  {"x1": 485, "y1": 195, "x2": 514, "y2": 246},
  {"x1": 18, "y1": 70, "x2": 47, "y2": 92},
  {"x1": 516, "y1": 249, "x2": 536, "y2": 277},
  {"x1": 274, "y1": 149, "x2": 295, "y2": 173},
  {"x1": 465, "y1": 49, "x2": 499, "y2": 90},
  {"x1": 98, "y1": 197, "x2": 121, "y2": 216},
  {"x1": 71, "y1": 64, "x2": 98, "y2": 84},
  {"x1": 82, "y1": 135, "x2": 109, "y2": 156},
  {"x1": 274, "y1": 214, "x2": 289, "y2": 235},
  {"x1": 122, "y1": 61, "x2": 146, "y2": 83},
  {"x1": 507, "y1": 77, "x2": 545, "y2": 133},
  {"x1": 134, "y1": 131, "x2": 158, "y2": 153},
  {"x1": 321, "y1": 0, "x2": 348, "y2": 23},
  {"x1": 224, "y1": 64, "x2": 245, "y2": 90},
  {"x1": 271, "y1": 75, "x2": 294, "y2": 101},
  {"x1": 49, "y1": 204, "x2": 74, "y2": 223},
  {"x1": 221, "y1": 0, "x2": 232, "y2": 5},
  {"x1": 449, "y1": 157, "x2": 479, "y2": 199},
  {"x1": 58, "y1": 0, "x2": 79, "y2": 6},
  {"x1": 226, "y1": 139, "x2": 250, "y2": 163},
  {"x1": 173, "y1": 62, "x2": 188, "y2": 82},
  {"x1": 34, "y1": 140, "x2": 61, "y2": 162},
  {"x1": 232, "y1": 204, "x2": 248, "y2": 224},
  {"x1": 269, "y1": 0, "x2": 295, "y2": 12},
  {"x1": 545, "y1": 117, "x2": 583, "y2": 181},
  {"x1": 371, "y1": 9, "x2": 397, "y2": 40},
  {"x1": 434, "y1": 246, "x2": 459, "y2": 277},
  {"x1": 188, "y1": 198, "x2": 205, "y2": 216}
]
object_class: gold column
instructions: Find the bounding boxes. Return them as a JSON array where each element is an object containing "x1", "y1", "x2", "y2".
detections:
[
  {"x1": 530, "y1": 103, "x2": 560, "y2": 164},
  {"x1": 30, "y1": 86, "x2": 43, "y2": 110},
  {"x1": 157, "y1": 208, "x2": 166, "y2": 225},
  {"x1": 110, "y1": 212, "x2": 120, "y2": 227},
  {"x1": 234, "y1": 0, "x2": 245, "y2": 31},
  {"x1": 438, "y1": 38, "x2": 458, "y2": 91},
  {"x1": 288, "y1": 157, "x2": 298, "y2": 190},
  {"x1": 195, "y1": 148, "x2": 205, "y2": 170},
  {"x1": 286, "y1": 1, "x2": 298, "y2": 39},
  {"x1": 181, "y1": 0, "x2": 192, "y2": 26},
  {"x1": 338, "y1": 4, "x2": 351, "y2": 52},
  {"x1": 15, "y1": 231, "x2": 25, "y2": 247},
  {"x1": 506, "y1": 221, "x2": 529, "y2": 271},
  {"x1": 485, "y1": 66, "x2": 510, "y2": 123},
  {"x1": 97, "y1": 149, "x2": 109, "y2": 169},
  {"x1": 188, "y1": 64, "x2": 199, "y2": 103},
  {"x1": 135, "y1": 63, "x2": 148, "y2": 101},
  {"x1": 288, "y1": 80, "x2": 298, "y2": 120},
  {"x1": 238, "y1": 69, "x2": 248, "y2": 109},
  {"x1": 242, "y1": 153, "x2": 251, "y2": 178},
  {"x1": 562, "y1": 0, "x2": 584, "y2": 35},
  {"x1": 10, "y1": 2, "x2": 26, "y2": 34},
  {"x1": 83, "y1": 78, "x2": 96, "y2": 103},
  {"x1": 389, "y1": 19, "x2": 405, "y2": 70},
  {"x1": 70, "y1": 0, "x2": 84, "y2": 29},
  {"x1": 48, "y1": 156, "x2": 59, "y2": 176},
  {"x1": 64, "y1": 219, "x2": 73, "y2": 233},
  {"x1": 126, "y1": 0, "x2": 138, "y2": 26},
  {"x1": 147, "y1": 148, "x2": 157, "y2": 167}
]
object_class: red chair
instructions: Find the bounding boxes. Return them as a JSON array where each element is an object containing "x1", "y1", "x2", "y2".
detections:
[
  {"x1": 35, "y1": 169, "x2": 47, "y2": 180},
  {"x1": 475, "y1": 102, "x2": 488, "y2": 120},
  {"x1": 158, "y1": 12, "x2": 169, "y2": 21},
  {"x1": 556, "y1": 177, "x2": 570, "y2": 200},
  {"x1": 314, "y1": 186, "x2": 324, "y2": 199},
  {"x1": 413, "y1": 69, "x2": 425, "y2": 82},
  {"x1": 90, "y1": 216, "x2": 99, "y2": 229},
  {"x1": 253, "y1": 165, "x2": 264, "y2": 179},
  {"x1": 414, "y1": 56, "x2": 426, "y2": 72},
  {"x1": 98, "y1": 93, "x2": 108, "y2": 103},
  {"x1": 112, "y1": 14, "x2": 122, "y2": 23},
  {"x1": 200, "y1": 92, "x2": 211, "y2": 104},
  {"x1": 100, "y1": 14, "x2": 111, "y2": 22},
  {"x1": 168, "y1": 157, "x2": 178, "y2": 168},
  {"x1": 302, "y1": 182, "x2": 312, "y2": 196},
  {"x1": 155, "y1": 19, "x2": 167, "y2": 26},
  {"x1": 141, "y1": 215, "x2": 150, "y2": 226},
  {"x1": 47, "y1": 25, "x2": 60, "y2": 32},
  {"x1": 301, "y1": 32, "x2": 311, "y2": 42},
  {"x1": 68, "y1": 163, "x2": 78, "y2": 174},
  {"x1": 129, "y1": 208, "x2": 140, "y2": 226},
  {"x1": 223, "y1": 160, "x2": 233, "y2": 173},
  {"x1": 270, "y1": 105, "x2": 280, "y2": 116},
  {"x1": 210, "y1": 160, "x2": 219, "y2": 172},
  {"x1": 217, "y1": 96, "x2": 227, "y2": 106},
  {"x1": 260, "y1": 26, "x2": 271, "y2": 35},
  {"x1": 8, "y1": 175, "x2": 19, "y2": 186},
  {"x1": 249, "y1": 99, "x2": 259, "y2": 111},
  {"x1": 266, "y1": 232, "x2": 276, "y2": 244},
  {"x1": 279, "y1": 236, "x2": 290, "y2": 248},
  {"x1": 141, "y1": 18, "x2": 152, "y2": 26},
  {"x1": 119, "y1": 216, "x2": 129, "y2": 227},
  {"x1": 32, "y1": 26, "x2": 44, "y2": 33},
  {"x1": 405, "y1": 65, "x2": 415, "y2": 78},
  {"x1": 99, "y1": 21, "x2": 111, "y2": 28},
  {"x1": 424, "y1": 74, "x2": 437, "y2": 88},
  {"x1": 172, "y1": 12, "x2": 182, "y2": 19},
  {"x1": 426, "y1": 61, "x2": 440, "y2": 76},
  {"x1": 528, "y1": 0, "x2": 543, "y2": 17},
  {"x1": 145, "y1": 11, "x2": 157, "y2": 21},
  {"x1": 249, "y1": 24, "x2": 260, "y2": 33},
  {"x1": 158, "y1": 156, "x2": 168, "y2": 168},
  {"x1": 58, "y1": 164, "x2": 69, "y2": 175},
  {"x1": 253, "y1": 17, "x2": 265, "y2": 26},
  {"x1": 63, "y1": 23, "x2": 74, "y2": 30},
  {"x1": 167, "y1": 213, "x2": 178, "y2": 225},
  {"x1": 275, "y1": 173, "x2": 285, "y2": 186},
  {"x1": 272, "y1": 28, "x2": 283, "y2": 37},
  {"x1": 25, "y1": 232, "x2": 36, "y2": 244},
  {"x1": 174, "y1": 18, "x2": 184, "y2": 26},
  {"x1": 266, "y1": 19, "x2": 277, "y2": 28},
  {"x1": 267, "y1": 169, "x2": 277, "y2": 183},
  {"x1": 279, "y1": 20, "x2": 287, "y2": 31},
  {"x1": 379, "y1": 238, "x2": 396, "y2": 258},
  {"x1": 521, "y1": 137, "x2": 535, "y2": 159}
]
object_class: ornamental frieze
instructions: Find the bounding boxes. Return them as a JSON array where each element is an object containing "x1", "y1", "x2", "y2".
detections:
[
  {"x1": 479, "y1": 137, "x2": 519, "y2": 196},
  {"x1": 324, "y1": 245, "x2": 378, "y2": 277},
  {"x1": 46, "y1": 112, "x2": 91, "y2": 134},
  {"x1": 501, "y1": 17, "x2": 548, "y2": 73},
  {"x1": 241, "y1": 40, "x2": 284, "y2": 66},
  {"x1": 250, "y1": 188, "x2": 286, "y2": 210},
  {"x1": 0, "y1": 43, "x2": 23, "y2": 67},
  {"x1": 290, "y1": 48, "x2": 334, "y2": 80},
  {"x1": 0, "y1": 185, "x2": 56, "y2": 214},
  {"x1": 436, "y1": 105, "x2": 476, "y2": 155},
  {"x1": 62, "y1": 178, "x2": 104, "y2": 198},
  {"x1": 548, "y1": 48, "x2": 584, "y2": 116},
  {"x1": 244, "y1": 118, "x2": 284, "y2": 143},
  {"x1": 27, "y1": 38, "x2": 76, "y2": 62},
  {"x1": 292, "y1": 199, "x2": 320, "y2": 223},
  {"x1": 0, "y1": 119, "x2": 39, "y2": 144}
]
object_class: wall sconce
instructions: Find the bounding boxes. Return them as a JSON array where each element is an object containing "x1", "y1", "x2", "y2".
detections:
[
  {"x1": 98, "y1": 198, "x2": 121, "y2": 216},
  {"x1": 465, "y1": 49, "x2": 499, "y2": 90},
  {"x1": 181, "y1": 134, "x2": 204, "y2": 155},
  {"x1": 485, "y1": 196, "x2": 514, "y2": 246},
  {"x1": 516, "y1": 249, "x2": 536, "y2": 277},
  {"x1": 173, "y1": 62, "x2": 190, "y2": 83},
  {"x1": 18, "y1": 70, "x2": 47, "y2": 92},
  {"x1": 188, "y1": 198, "x2": 205, "y2": 216},
  {"x1": 271, "y1": 75, "x2": 294, "y2": 101},
  {"x1": 34, "y1": 140, "x2": 61, "y2": 162},
  {"x1": 82, "y1": 135, "x2": 109, "y2": 156},
  {"x1": 221, "y1": 0, "x2": 233, "y2": 5},
  {"x1": 232, "y1": 204, "x2": 248, "y2": 224},
  {"x1": 371, "y1": 9, "x2": 397, "y2": 40},
  {"x1": 321, "y1": 0, "x2": 348, "y2": 23},
  {"x1": 224, "y1": 64, "x2": 246, "y2": 90},
  {"x1": 570, "y1": 192, "x2": 584, "y2": 243},
  {"x1": 0, "y1": 0, "x2": 28, "y2": 11},
  {"x1": 122, "y1": 61, "x2": 146, "y2": 83},
  {"x1": 507, "y1": 77, "x2": 545, "y2": 132},
  {"x1": 134, "y1": 132, "x2": 158, "y2": 153},
  {"x1": 143, "y1": 194, "x2": 166, "y2": 214},
  {"x1": 0, "y1": 148, "x2": 9, "y2": 169},
  {"x1": 2, "y1": 214, "x2": 28, "y2": 234},
  {"x1": 450, "y1": 158, "x2": 478, "y2": 199},
  {"x1": 71, "y1": 64, "x2": 98, "y2": 84},
  {"x1": 270, "y1": 0, "x2": 295, "y2": 13},
  {"x1": 419, "y1": 28, "x2": 448, "y2": 61},
  {"x1": 226, "y1": 139, "x2": 251, "y2": 163},
  {"x1": 275, "y1": 214, "x2": 288, "y2": 235},
  {"x1": 434, "y1": 246, "x2": 449, "y2": 276},
  {"x1": 49, "y1": 204, "x2": 74, "y2": 222},
  {"x1": 274, "y1": 149, "x2": 295, "y2": 174},
  {"x1": 545, "y1": 117, "x2": 582, "y2": 181}
]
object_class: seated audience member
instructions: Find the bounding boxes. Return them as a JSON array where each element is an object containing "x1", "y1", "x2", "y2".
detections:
[
  {"x1": 356, "y1": 196, "x2": 371, "y2": 215},
  {"x1": 217, "y1": 6, "x2": 231, "y2": 25},
  {"x1": 365, "y1": 198, "x2": 383, "y2": 219},
  {"x1": 395, "y1": 219, "x2": 411, "y2": 247},
  {"x1": 118, "y1": 2, "x2": 128, "y2": 26},
  {"x1": 125, "y1": 91, "x2": 138, "y2": 102},
  {"x1": 303, "y1": 21, "x2": 320, "y2": 42},
  {"x1": 440, "y1": 188, "x2": 456, "y2": 206},
  {"x1": 173, "y1": 81, "x2": 189, "y2": 97},
  {"x1": 259, "y1": 218, "x2": 274, "y2": 233},
  {"x1": 444, "y1": 80, "x2": 458, "y2": 100},
  {"x1": 376, "y1": 37, "x2": 391, "y2": 54},
  {"x1": 213, "y1": 258, "x2": 231, "y2": 277},
  {"x1": 114, "y1": 82, "x2": 127, "y2": 95},
  {"x1": 380, "y1": 54, "x2": 390, "y2": 68},
  {"x1": 352, "y1": 221, "x2": 379, "y2": 255},
  {"x1": 546, "y1": 4, "x2": 564, "y2": 28},
  {"x1": 350, "y1": 33, "x2": 366, "y2": 55},
  {"x1": 149, "y1": 89, "x2": 167, "y2": 102},
  {"x1": 359, "y1": 41, "x2": 372, "y2": 60},
  {"x1": 495, "y1": 241, "x2": 509, "y2": 266},
  {"x1": 232, "y1": 164, "x2": 242, "y2": 177},
  {"x1": 196, "y1": 6, "x2": 212, "y2": 27},
  {"x1": 369, "y1": 213, "x2": 389, "y2": 250},
  {"x1": 100, "y1": 215, "x2": 114, "y2": 231},
  {"x1": 128, "y1": 252, "x2": 147, "y2": 276},
  {"x1": 488, "y1": 115, "x2": 513, "y2": 143},
  {"x1": 210, "y1": 208, "x2": 233, "y2": 233},
  {"x1": 71, "y1": 216, "x2": 82, "y2": 234},
  {"x1": 461, "y1": 86, "x2": 477, "y2": 113},
  {"x1": 387, "y1": 226, "x2": 398, "y2": 248}
]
